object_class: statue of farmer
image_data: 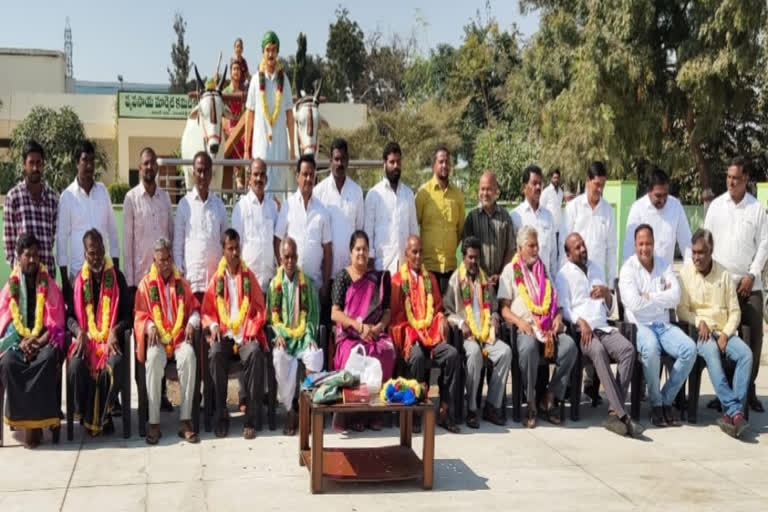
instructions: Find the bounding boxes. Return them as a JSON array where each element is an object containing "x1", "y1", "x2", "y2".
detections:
[{"x1": 244, "y1": 31, "x2": 295, "y2": 201}]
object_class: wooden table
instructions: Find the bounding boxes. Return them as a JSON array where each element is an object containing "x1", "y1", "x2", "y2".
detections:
[{"x1": 298, "y1": 390, "x2": 435, "y2": 494}]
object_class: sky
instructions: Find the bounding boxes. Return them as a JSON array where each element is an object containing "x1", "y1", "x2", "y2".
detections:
[{"x1": 1, "y1": 0, "x2": 539, "y2": 85}]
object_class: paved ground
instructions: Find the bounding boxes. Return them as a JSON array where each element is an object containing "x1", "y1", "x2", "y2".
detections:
[{"x1": 1, "y1": 360, "x2": 767, "y2": 512}]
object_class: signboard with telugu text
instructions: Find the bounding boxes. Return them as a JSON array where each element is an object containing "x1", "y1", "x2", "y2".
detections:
[{"x1": 117, "y1": 91, "x2": 194, "y2": 119}]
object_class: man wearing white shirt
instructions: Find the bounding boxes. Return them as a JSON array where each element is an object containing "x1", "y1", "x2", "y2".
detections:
[
  {"x1": 274, "y1": 154, "x2": 332, "y2": 307},
  {"x1": 704, "y1": 157, "x2": 768, "y2": 412},
  {"x1": 57, "y1": 140, "x2": 119, "y2": 302},
  {"x1": 562, "y1": 161, "x2": 618, "y2": 286},
  {"x1": 232, "y1": 158, "x2": 280, "y2": 293},
  {"x1": 173, "y1": 152, "x2": 229, "y2": 301},
  {"x1": 511, "y1": 165, "x2": 558, "y2": 277},
  {"x1": 623, "y1": 167, "x2": 692, "y2": 264},
  {"x1": 364, "y1": 142, "x2": 419, "y2": 273},
  {"x1": 557, "y1": 233, "x2": 642, "y2": 437},
  {"x1": 540, "y1": 168, "x2": 564, "y2": 260},
  {"x1": 314, "y1": 138, "x2": 364, "y2": 279},
  {"x1": 619, "y1": 224, "x2": 696, "y2": 427}
]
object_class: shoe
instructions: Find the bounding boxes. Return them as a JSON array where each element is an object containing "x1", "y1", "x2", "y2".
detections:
[
  {"x1": 732, "y1": 413, "x2": 749, "y2": 439},
  {"x1": 466, "y1": 411, "x2": 480, "y2": 429},
  {"x1": 748, "y1": 395, "x2": 764, "y2": 413},
  {"x1": 602, "y1": 415, "x2": 628, "y2": 436},
  {"x1": 662, "y1": 405, "x2": 681, "y2": 427},
  {"x1": 102, "y1": 417, "x2": 115, "y2": 435},
  {"x1": 482, "y1": 405, "x2": 506, "y2": 426},
  {"x1": 716, "y1": 415, "x2": 736, "y2": 438},
  {"x1": 621, "y1": 415, "x2": 645, "y2": 438},
  {"x1": 706, "y1": 397, "x2": 722, "y2": 412},
  {"x1": 651, "y1": 406, "x2": 667, "y2": 427},
  {"x1": 584, "y1": 382, "x2": 603, "y2": 408}
]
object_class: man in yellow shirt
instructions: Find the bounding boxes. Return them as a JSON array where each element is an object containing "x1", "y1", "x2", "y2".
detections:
[
  {"x1": 415, "y1": 146, "x2": 465, "y2": 295},
  {"x1": 677, "y1": 228, "x2": 752, "y2": 439}
]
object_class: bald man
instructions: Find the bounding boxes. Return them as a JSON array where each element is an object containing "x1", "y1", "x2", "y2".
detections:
[
  {"x1": 556, "y1": 233, "x2": 643, "y2": 437},
  {"x1": 462, "y1": 171, "x2": 516, "y2": 288},
  {"x1": 390, "y1": 235, "x2": 462, "y2": 433}
]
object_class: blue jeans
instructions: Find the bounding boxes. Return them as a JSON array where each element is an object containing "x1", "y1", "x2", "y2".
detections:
[
  {"x1": 636, "y1": 323, "x2": 696, "y2": 407},
  {"x1": 697, "y1": 334, "x2": 752, "y2": 417}
]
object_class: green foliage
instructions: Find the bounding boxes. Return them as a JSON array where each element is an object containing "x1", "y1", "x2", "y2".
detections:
[
  {"x1": 8, "y1": 106, "x2": 107, "y2": 193},
  {"x1": 107, "y1": 183, "x2": 131, "y2": 204},
  {"x1": 325, "y1": 7, "x2": 367, "y2": 102},
  {"x1": 472, "y1": 122, "x2": 539, "y2": 201},
  {"x1": 168, "y1": 12, "x2": 191, "y2": 93},
  {"x1": 293, "y1": 33, "x2": 307, "y2": 94},
  {"x1": 0, "y1": 161, "x2": 19, "y2": 195},
  {"x1": 403, "y1": 45, "x2": 457, "y2": 103},
  {"x1": 512, "y1": 0, "x2": 767, "y2": 200}
]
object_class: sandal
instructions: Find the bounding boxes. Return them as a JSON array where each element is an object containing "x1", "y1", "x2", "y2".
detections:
[
  {"x1": 283, "y1": 411, "x2": 297, "y2": 436},
  {"x1": 525, "y1": 405, "x2": 537, "y2": 428},
  {"x1": 146, "y1": 424, "x2": 162, "y2": 445},
  {"x1": 243, "y1": 426, "x2": 256, "y2": 440},
  {"x1": 177, "y1": 421, "x2": 200, "y2": 443}
]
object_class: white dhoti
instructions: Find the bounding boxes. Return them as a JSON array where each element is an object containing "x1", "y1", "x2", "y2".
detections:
[
  {"x1": 272, "y1": 345, "x2": 323, "y2": 410},
  {"x1": 146, "y1": 343, "x2": 197, "y2": 424}
]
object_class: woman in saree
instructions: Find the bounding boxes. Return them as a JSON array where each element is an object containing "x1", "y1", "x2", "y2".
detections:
[{"x1": 331, "y1": 230, "x2": 396, "y2": 431}]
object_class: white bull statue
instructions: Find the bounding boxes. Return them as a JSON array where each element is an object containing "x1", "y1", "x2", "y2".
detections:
[
  {"x1": 293, "y1": 79, "x2": 325, "y2": 156},
  {"x1": 181, "y1": 65, "x2": 233, "y2": 191}
]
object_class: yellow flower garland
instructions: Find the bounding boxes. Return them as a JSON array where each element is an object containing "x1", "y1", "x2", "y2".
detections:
[
  {"x1": 215, "y1": 257, "x2": 250, "y2": 336},
  {"x1": 148, "y1": 264, "x2": 186, "y2": 352},
  {"x1": 271, "y1": 266, "x2": 308, "y2": 339},
  {"x1": 83, "y1": 257, "x2": 114, "y2": 343},
  {"x1": 399, "y1": 264, "x2": 434, "y2": 331},
  {"x1": 458, "y1": 264, "x2": 491, "y2": 343},
  {"x1": 8, "y1": 264, "x2": 48, "y2": 338},
  {"x1": 258, "y1": 60, "x2": 283, "y2": 129}
]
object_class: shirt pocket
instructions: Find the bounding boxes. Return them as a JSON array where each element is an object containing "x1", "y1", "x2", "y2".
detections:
[{"x1": 442, "y1": 198, "x2": 455, "y2": 225}]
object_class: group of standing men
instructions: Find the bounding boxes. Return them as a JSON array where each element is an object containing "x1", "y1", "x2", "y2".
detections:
[{"x1": 1, "y1": 130, "x2": 765, "y2": 447}]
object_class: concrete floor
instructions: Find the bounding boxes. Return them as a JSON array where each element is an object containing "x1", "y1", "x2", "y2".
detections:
[{"x1": 1, "y1": 362, "x2": 767, "y2": 512}]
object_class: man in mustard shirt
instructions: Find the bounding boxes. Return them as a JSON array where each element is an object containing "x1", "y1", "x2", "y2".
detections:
[
  {"x1": 415, "y1": 146, "x2": 465, "y2": 295},
  {"x1": 677, "y1": 228, "x2": 752, "y2": 439}
]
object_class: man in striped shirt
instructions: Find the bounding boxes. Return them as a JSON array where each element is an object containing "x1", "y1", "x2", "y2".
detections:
[{"x1": 3, "y1": 140, "x2": 59, "y2": 277}]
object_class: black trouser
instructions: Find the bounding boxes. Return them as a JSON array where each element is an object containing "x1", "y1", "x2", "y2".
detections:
[
  {"x1": 433, "y1": 271, "x2": 454, "y2": 298},
  {"x1": 407, "y1": 342, "x2": 460, "y2": 420},
  {"x1": 209, "y1": 338, "x2": 265, "y2": 426},
  {"x1": 739, "y1": 291, "x2": 763, "y2": 398},
  {"x1": 68, "y1": 352, "x2": 124, "y2": 433}
]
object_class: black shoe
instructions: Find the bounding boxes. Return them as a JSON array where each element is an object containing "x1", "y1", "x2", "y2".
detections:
[
  {"x1": 584, "y1": 383, "x2": 603, "y2": 408},
  {"x1": 663, "y1": 405, "x2": 682, "y2": 427},
  {"x1": 706, "y1": 397, "x2": 722, "y2": 412},
  {"x1": 161, "y1": 395, "x2": 174, "y2": 412},
  {"x1": 748, "y1": 395, "x2": 764, "y2": 413},
  {"x1": 466, "y1": 411, "x2": 480, "y2": 429},
  {"x1": 102, "y1": 417, "x2": 115, "y2": 436},
  {"x1": 602, "y1": 415, "x2": 628, "y2": 436},
  {"x1": 651, "y1": 406, "x2": 667, "y2": 427}
]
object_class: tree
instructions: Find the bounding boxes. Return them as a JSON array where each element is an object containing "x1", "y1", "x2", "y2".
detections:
[
  {"x1": 293, "y1": 33, "x2": 307, "y2": 94},
  {"x1": 403, "y1": 44, "x2": 458, "y2": 103},
  {"x1": 325, "y1": 7, "x2": 367, "y2": 102},
  {"x1": 513, "y1": 0, "x2": 767, "y2": 201},
  {"x1": 358, "y1": 31, "x2": 416, "y2": 111},
  {"x1": 8, "y1": 106, "x2": 107, "y2": 192},
  {"x1": 167, "y1": 12, "x2": 191, "y2": 93},
  {"x1": 472, "y1": 121, "x2": 539, "y2": 201}
]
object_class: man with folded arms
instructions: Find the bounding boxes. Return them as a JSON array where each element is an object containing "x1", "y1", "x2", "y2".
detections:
[{"x1": 556, "y1": 233, "x2": 643, "y2": 437}]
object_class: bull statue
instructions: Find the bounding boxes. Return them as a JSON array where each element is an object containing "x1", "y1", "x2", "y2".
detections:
[
  {"x1": 181, "y1": 64, "x2": 233, "y2": 191},
  {"x1": 293, "y1": 79, "x2": 325, "y2": 156}
]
